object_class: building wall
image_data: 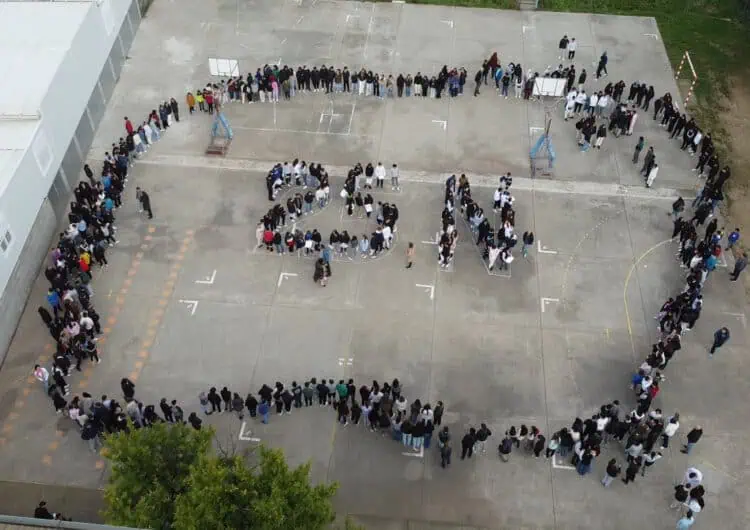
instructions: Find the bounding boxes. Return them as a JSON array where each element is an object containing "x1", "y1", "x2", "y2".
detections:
[{"x1": 0, "y1": 0, "x2": 143, "y2": 361}]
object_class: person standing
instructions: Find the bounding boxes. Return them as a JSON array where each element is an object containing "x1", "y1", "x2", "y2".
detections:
[
  {"x1": 390, "y1": 163, "x2": 400, "y2": 191},
  {"x1": 374, "y1": 162, "x2": 386, "y2": 189},
  {"x1": 34, "y1": 365, "x2": 50, "y2": 393},
  {"x1": 726, "y1": 228, "x2": 741, "y2": 250},
  {"x1": 461, "y1": 428, "x2": 476, "y2": 459},
  {"x1": 730, "y1": 252, "x2": 747, "y2": 281},
  {"x1": 440, "y1": 440, "x2": 452, "y2": 468},
  {"x1": 474, "y1": 69, "x2": 482, "y2": 97},
  {"x1": 646, "y1": 163, "x2": 659, "y2": 188},
  {"x1": 641, "y1": 451, "x2": 663, "y2": 476},
  {"x1": 709, "y1": 327, "x2": 730, "y2": 355},
  {"x1": 681, "y1": 427, "x2": 703, "y2": 454},
  {"x1": 621, "y1": 457, "x2": 640, "y2": 484},
  {"x1": 558, "y1": 35, "x2": 569, "y2": 60},
  {"x1": 475, "y1": 423, "x2": 492, "y2": 454},
  {"x1": 595, "y1": 51, "x2": 608, "y2": 79},
  {"x1": 567, "y1": 37, "x2": 577, "y2": 60},
  {"x1": 135, "y1": 187, "x2": 153, "y2": 219},
  {"x1": 632, "y1": 136, "x2": 645, "y2": 164},
  {"x1": 406, "y1": 242, "x2": 415, "y2": 269},
  {"x1": 602, "y1": 459, "x2": 620, "y2": 487}
]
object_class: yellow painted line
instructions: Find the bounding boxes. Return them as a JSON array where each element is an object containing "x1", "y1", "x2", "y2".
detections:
[
  {"x1": 623, "y1": 239, "x2": 673, "y2": 356},
  {"x1": 146, "y1": 328, "x2": 157, "y2": 337},
  {"x1": 48, "y1": 441, "x2": 59, "y2": 451},
  {"x1": 83, "y1": 368, "x2": 94, "y2": 378},
  {"x1": 42, "y1": 455, "x2": 52, "y2": 466},
  {"x1": 138, "y1": 350, "x2": 149, "y2": 359}
]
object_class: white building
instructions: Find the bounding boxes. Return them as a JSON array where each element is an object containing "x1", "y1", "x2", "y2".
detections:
[{"x1": 0, "y1": 0, "x2": 145, "y2": 359}]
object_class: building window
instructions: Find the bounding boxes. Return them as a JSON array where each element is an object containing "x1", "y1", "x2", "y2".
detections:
[
  {"x1": 32, "y1": 128, "x2": 54, "y2": 176},
  {"x1": 0, "y1": 229, "x2": 12, "y2": 253}
]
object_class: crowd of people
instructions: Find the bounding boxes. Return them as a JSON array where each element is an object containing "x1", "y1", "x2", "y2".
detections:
[
  {"x1": 436, "y1": 172, "x2": 533, "y2": 270},
  {"x1": 259, "y1": 161, "x2": 401, "y2": 285},
  {"x1": 32, "y1": 102, "x2": 172, "y2": 451}
]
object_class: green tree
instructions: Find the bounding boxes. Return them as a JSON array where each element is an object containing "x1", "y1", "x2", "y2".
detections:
[
  {"x1": 103, "y1": 424, "x2": 338, "y2": 530},
  {"x1": 173, "y1": 446, "x2": 338, "y2": 530},
  {"x1": 102, "y1": 422, "x2": 213, "y2": 529}
]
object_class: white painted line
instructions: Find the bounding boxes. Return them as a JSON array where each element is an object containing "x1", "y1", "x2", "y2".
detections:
[
  {"x1": 643, "y1": 33, "x2": 659, "y2": 40},
  {"x1": 195, "y1": 269, "x2": 217, "y2": 284},
  {"x1": 347, "y1": 103, "x2": 356, "y2": 135},
  {"x1": 239, "y1": 421, "x2": 261, "y2": 442},
  {"x1": 338, "y1": 357, "x2": 353, "y2": 366},
  {"x1": 416, "y1": 283, "x2": 435, "y2": 300},
  {"x1": 402, "y1": 444, "x2": 424, "y2": 458},
  {"x1": 432, "y1": 119, "x2": 447, "y2": 130},
  {"x1": 718, "y1": 252, "x2": 728, "y2": 268},
  {"x1": 345, "y1": 14, "x2": 360, "y2": 22},
  {"x1": 522, "y1": 25, "x2": 533, "y2": 33},
  {"x1": 530, "y1": 126, "x2": 545, "y2": 133},
  {"x1": 552, "y1": 454, "x2": 576, "y2": 470},
  {"x1": 277, "y1": 272, "x2": 298, "y2": 287},
  {"x1": 541, "y1": 297, "x2": 560, "y2": 313},
  {"x1": 178, "y1": 299, "x2": 199, "y2": 316},
  {"x1": 537, "y1": 240, "x2": 558, "y2": 254},
  {"x1": 276, "y1": 57, "x2": 282, "y2": 66},
  {"x1": 392, "y1": 0, "x2": 405, "y2": 3},
  {"x1": 363, "y1": 6, "x2": 374, "y2": 59},
  {"x1": 722, "y1": 312, "x2": 747, "y2": 329},
  {"x1": 296, "y1": 16, "x2": 304, "y2": 25},
  {"x1": 440, "y1": 20, "x2": 454, "y2": 29},
  {"x1": 280, "y1": 38, "x2": 287, "y2": 45}
]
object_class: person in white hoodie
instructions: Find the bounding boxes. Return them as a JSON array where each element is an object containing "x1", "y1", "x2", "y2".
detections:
[
  {"x1": 646, "y1": 163, "x2": 659, "y2": 188},
  {"x1": 661, "y1": 413, "x2": 680, "y2": 448},
  {"x1": 390, "y1": 163, "x2": 400, "y2": 191},
  {"x1": 588, "y1": 92, "x2": 599, "y2": 116},
  {"x1": 493, "y1": 187, "x2": 503, "y2": 211},
  {"x1": 374, "y1": 162, "x2": 386, "y2": 189}
]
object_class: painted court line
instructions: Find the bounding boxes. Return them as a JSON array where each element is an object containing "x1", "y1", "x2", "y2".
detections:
[
  {"x1": 239, "y1": 421, "x2": 261, "y2": 442},
  {"x1": 552, "y1": 454, "x2": 576, "y2": 470}
]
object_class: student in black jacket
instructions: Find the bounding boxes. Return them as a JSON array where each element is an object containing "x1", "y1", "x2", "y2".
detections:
[{"x1": 461, "y1": 428, "x2": 477, "y2": 459}]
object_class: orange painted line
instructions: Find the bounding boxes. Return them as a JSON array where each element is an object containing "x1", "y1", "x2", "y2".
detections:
[
  {"x1": 128, "y1": 371, "x2": 140, "y2": 382},
  {"x1": 47, "y1": 441, "x2": 59, "y2": 451},
  {"x1": 111, "y1": 307, "x2": 121, "y2": 316},
  {"x1": 185, "y1": 229, "x2": 194, "y2": 236},
  {"x1": 2, "y1": 425, "x2": 13, "y2": 434},
  {"x1": 103, "y1": 327, "x2": 112, "y2": 334},
  {"x1": 180, "y1": 246, "x2": 190, "y2": 254},
  {"x1": 42, "y1": 455, "x2": 52, "y2": 466},
  {"x1": 141, "y1": 339, "x2": 153, "y2": 348},
  {"x1": 158, "y1": 299, "x2": 168, "y2": 306},
  {"x1": 77, "y1": 381, "x2": 89, "y2": 390},
  {"x1": 148, "y1": 226, "x2": 156, "y2": 233},
  {"x1": 138, "y1": 350, "x2": 149, "y2": 359},
  {"x1": 161, "y1": 289, "x2": 172, "y2": 297},
  {"x1": 8, "y1": 412, "x2": 19, "y2": 420},
  {"x1": 116, "y1": 296, "x2": 126, "y2": 304},
  {"x1": 127, "y1": 268, "x2": 137, "y2": 276},
  {"x1": 153, "y1": 309, "x2": 165, "y2": 317},
  {"x1": 95, "y1": 460, "x2": 105, "y2": 470},
  {"x1": 56, "y1": 430, "x2": 64, "y2": 438},
  {"x1": 182, "y1": 237, "x2": 191, "y2": 245},
  {"x1": 123, "y1": 278, "x2": 133, "y2": 286},
  {"x1": 144, "y1": 235, "x2": 152, "y2": 241},
  {"x1": 22, "y1": 388, "x2": 30, "y2": 397},
  {"x1": 98, "y1": 337, "x2": 107, "y2": 345},
  {"x1": 107, "y1": 317, "x2": 117, "y2": 325},
  {"x1": 26, "y1": 376, "x2": 36, "y2": 385},
  {"x1": 83, "y1": 368, "x2": 94, "y2": 378},
  {"x1": 165, "y1": 279, "x2": 176, "y2": 288},
  {"x1": 134, "y1": 361, "x2": 144, "y2": 369}
]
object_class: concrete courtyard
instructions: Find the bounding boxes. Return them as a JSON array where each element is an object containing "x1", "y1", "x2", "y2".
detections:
[{"x1": 0, "y1": 0, "x2": 748, "y2": 529}]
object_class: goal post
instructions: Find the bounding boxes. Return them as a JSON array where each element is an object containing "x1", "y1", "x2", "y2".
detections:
[{"x1": 674, "y1": 51, "x2": 698, "y2": 107}]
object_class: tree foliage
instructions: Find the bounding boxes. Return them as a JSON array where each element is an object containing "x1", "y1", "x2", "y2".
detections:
[{"x1": 102, "y1": 424, "x2": 338, "y2": 530}]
